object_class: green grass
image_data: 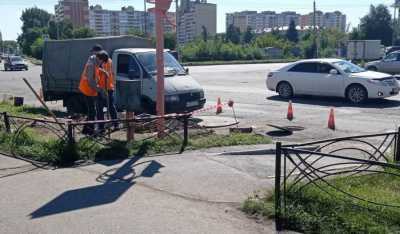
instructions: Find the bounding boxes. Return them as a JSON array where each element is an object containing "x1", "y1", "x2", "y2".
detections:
[
  {"x1": 0, "y1": 102, "x2": 66, "y2": 118},
  {"x1": 0, "y1": 102, "x2": 272, "y2": 165},
  {"x1": 182, "y1": 58, "x2": 298, "y2": 66},
  {"x1": 25, "y1": 57, "x2": 42, "y2": 65},
  {"x1": 0, "y1": 128, "x2": 271, "y2": 165},
  {"x1": 242, "y1": 174, "x2": 400, "y2": 234}
]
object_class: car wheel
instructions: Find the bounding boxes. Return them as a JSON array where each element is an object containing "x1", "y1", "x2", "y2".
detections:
[
  {"x1": 277, "y1": 82, "x2": 294, "y2": 99},
  {"x1": 347, "y1": 85, "x2": 368, "y2": 104},
  {"x1": 367, "y1": 66, "x2": 378, "y2": 72}
]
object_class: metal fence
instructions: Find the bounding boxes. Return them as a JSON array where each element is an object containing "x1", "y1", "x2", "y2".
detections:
[
  {"x1": 0, "y1": 111, "x2": 193, "y2": 164},
  {"x1": 274, "y1": 130, "x2": 400, "y2": 231}
]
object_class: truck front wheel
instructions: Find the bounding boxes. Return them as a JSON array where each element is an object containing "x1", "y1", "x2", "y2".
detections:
[
  {"x1": 65, "y1": 95, "x2": 88, "y2": 115},
  {"x1": 140, "y1": 97, "x2": 156, "y2": 115}
]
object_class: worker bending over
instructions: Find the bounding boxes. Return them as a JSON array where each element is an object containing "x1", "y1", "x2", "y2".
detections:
[
  {"x1": 79, "y1": 44, "x2": 103, "y2": 135},
  {"x1": 96, "y1": 50, "x2": 118, "y2": 131}
]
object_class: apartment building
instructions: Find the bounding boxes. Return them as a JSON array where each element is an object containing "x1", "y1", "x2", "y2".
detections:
[
  {"x1": 178, "y1": 0, "x2": 217, "y2": 44},
  {"x1": 55, "y1": 0, "x2": 89, "y2": 28},
  {"x1": 324, "y1": 11, "x2": 347, "y2": 32},
  {"x1": 226, "y1": 10, "x2": 347, "y2": 33},
  {"x1": 89, "y1": 5, "x2": 175, "y2": 37},
  {"x1": 277, "y1": 11, "x2": 300, "y2": 28}
]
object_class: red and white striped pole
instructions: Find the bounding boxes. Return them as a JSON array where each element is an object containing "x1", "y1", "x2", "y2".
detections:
[{"x1": 147, "y1": 0, "x2": 172, "y2": 137}]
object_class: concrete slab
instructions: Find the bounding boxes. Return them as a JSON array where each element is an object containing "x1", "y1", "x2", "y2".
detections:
[{"x1": 0, "y1": 150, "x2": 276, "y2": 234}]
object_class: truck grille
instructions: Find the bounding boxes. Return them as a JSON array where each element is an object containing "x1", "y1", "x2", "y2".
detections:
[{"x1": 179, "y1": 92, "x2": 201, "y2": 101}]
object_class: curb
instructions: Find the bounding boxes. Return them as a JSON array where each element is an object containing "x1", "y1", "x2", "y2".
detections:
[{"x1": 218, "y1": 146, "x2": 321, "y2": 156}]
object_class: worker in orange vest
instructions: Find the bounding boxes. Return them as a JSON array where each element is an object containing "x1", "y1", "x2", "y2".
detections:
[
  {"x1": 96, "y1": 50, "x2": 118, "y2": 130},
  {"x1": 79, "y1": 45, "x2": 104, "y2": 135}
]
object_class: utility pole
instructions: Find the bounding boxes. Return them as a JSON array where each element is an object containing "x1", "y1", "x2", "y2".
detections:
[
  {"x1": 176, "y1": 0, "x2": 179, "y2": 52},
  {"x1": 144, "y1": 0, "x2": 147, "y2": 36},
  {"x1": 393, "y1": 0, "x2": 400, "y2": 45},
  {"x1": 0, "y1": 30, "x2": 3, "y2": 55},
  {"x1": 313, "y1": 0, "x2": 318, "y2": 58},
  {"x1": 147, "y1": 0, "x2": 173, "y2": 137}
]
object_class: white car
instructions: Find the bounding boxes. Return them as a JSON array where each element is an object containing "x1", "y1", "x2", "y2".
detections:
[{"x1": 266, "y1": 59, "x2": 400, "y2": 104}]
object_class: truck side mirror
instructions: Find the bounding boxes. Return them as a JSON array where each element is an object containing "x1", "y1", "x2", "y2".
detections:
[
  {"x1": 185, "y1": 68, "x2": 189, "y2": 74},
  {"x1": 128, "y1": 69, "x2": 140, "y2": 79}
]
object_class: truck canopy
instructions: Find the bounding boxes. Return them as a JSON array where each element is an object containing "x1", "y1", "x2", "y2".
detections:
[{"x1": 42, "y1": 36, "x2": 152, "y2": 101}]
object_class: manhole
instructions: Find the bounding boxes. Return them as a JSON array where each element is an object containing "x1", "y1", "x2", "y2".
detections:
[
  {"x1": 266, "y1": 130, "x2": 293, "y2": 137},
  {"x1": 283, "y1": 126, "x2": 305, "y2": 132}
]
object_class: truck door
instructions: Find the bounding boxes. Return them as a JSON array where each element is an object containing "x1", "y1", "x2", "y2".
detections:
[{"x1": 115, "y1": 53, "x2": 143, "y2": 112}]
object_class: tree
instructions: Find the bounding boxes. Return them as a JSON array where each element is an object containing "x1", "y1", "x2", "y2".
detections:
[
  {"x1": 243, "y1": 26, "x2": 254, "y2": 44},
  {"x1": 201, "y1": 25, "x2": 208, "y2": 42},
  {"x1": 127, "y1": 28, "x2": 146, "y2": 37},
  {"x1": 286, "y1": 20, "x2": 299, "y2": 43},
  {"x1": 48, "y1": 19, "x2": 73, "y2": 40},
  {"x1": 359, "y1": 4, "x2": 393, "y2": 46},
  {"x1": 164, "y1": 32, "x2": 176, "y2": 50},
  {"x1": 225, "y1": 24, "x2": 241, "y2": 44},
  {"x1": 18, "y1": 7, "x2": 51, "y2": 56},
  {"x1": 72, "y1": 27, "x2": 95, "y2": 39},
  {"x1": 2, "y1": 40, "x2": 18, "y2": 54},
  {"x1": 20, "y1": 7, "x2": 51, "y2": 32},
  {"x1": 18, "y1": 27, "x2": 46, "y2": 55},
  {"x1": 349, "y1": 28, "x2": 362, "y2": 40},
  {"x1": 30, "y1": 37, "x2": 44, "y2": 59}
]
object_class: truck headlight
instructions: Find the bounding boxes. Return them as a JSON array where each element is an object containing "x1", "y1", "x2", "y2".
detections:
[
  {"x1": 199, "y1": 91, "x2": 204, "y2": 99},
  {"x1": 165, "y1": 95, "x2": 180, "y2": 102}
]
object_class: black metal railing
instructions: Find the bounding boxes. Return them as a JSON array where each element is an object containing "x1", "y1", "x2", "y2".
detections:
[
  {"x1": 0, "y1": 111, "x2": 193, "y2": 164},
  {"x1": 275, "y1": 130, "x2": 400, "y2": 231}
]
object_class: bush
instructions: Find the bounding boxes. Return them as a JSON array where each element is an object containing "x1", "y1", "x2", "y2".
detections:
[{"x1": 30, "y1": 37, "x2": 44, "y2": 59}]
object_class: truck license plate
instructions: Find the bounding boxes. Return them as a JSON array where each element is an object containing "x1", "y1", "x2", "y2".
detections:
[{"x1": 186, "y1": 101, "x2": 199, "y2": 107}]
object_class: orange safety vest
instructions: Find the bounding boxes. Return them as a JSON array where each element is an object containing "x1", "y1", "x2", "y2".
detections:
[
  {"x1": 98, "y1": 59, "x2": 115, "y2": 91},
  {"x1": 79, "y1": 62, "x2": 99, "y2": 97}
]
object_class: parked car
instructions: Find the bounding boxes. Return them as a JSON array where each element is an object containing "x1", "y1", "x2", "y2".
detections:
[
  {"x1": 266, "y1": 59, "x2": 399, "y2": 104},
  {"x1": 4, "y1": 56, "x2": 28, "y2": 71},
  {"x1": 385, "y1": 46, "x2": 400, "y2": 55},
  {"x1": 365, "y1": 51, "x2": 400, "y2": 74}
]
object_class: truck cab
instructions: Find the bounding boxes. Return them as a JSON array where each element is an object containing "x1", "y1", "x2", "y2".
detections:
[
  {"x1": 113, "y1": 48, "x2": 206, "y2": 114},
  {"x1": 41, "y1": 36, "x2": 205, "y2": 115}
]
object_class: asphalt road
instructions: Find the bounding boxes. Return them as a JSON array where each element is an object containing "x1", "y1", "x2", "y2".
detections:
[
  {"x1": 189, "y1": 63, "x2": 400, "y2": 142},
  {"x1": 2, "y1": 61, "x2": 400, "y2": 142}
]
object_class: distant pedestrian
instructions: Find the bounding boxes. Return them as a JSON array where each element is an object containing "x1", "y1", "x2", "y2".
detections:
[{"x1": 78, "y1": 44, "x2": 104, "y2": 135}]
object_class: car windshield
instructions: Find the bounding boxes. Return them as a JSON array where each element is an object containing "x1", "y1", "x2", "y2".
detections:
[
  {"x1": 333, "y1": 61, "x2": 365, "y2": 73},
  {"x1": 11, "y1": 57, "x2": 22, "y2": 62},
  {"x1": 136, "y1": 52, "x2": 185, "y2": 76}
]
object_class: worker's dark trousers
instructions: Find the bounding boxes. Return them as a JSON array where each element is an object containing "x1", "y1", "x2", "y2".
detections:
[
  {"x1": 97, "y1": 90, "x2": 118, "y2": 130},
  {"x1": 83, "y1": 96, "x2": 97, "y2": 134}
]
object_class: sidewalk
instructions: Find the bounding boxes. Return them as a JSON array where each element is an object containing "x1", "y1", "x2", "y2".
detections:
[{"x1": 0, "y1": 146, "x2": 278, "y2": 234}]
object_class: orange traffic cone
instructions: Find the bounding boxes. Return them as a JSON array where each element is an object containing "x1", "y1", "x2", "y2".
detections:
[
  {"x1": 328, "y1": 108, "x2": 335, "y2": 130},
  {"x1": 287, "y1": 100, "x2": 294, "y2": 121},
  {"x1": 216, "y1": 97, "x2": 223, "y2": 115}
]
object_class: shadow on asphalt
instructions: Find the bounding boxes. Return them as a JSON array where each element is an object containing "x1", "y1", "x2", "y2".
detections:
[
  {"x1": 267, "y1": 95, "x2": 400, "y2": 109},
  {"x1": 30, "y1": 147, "x2": 164, "y2": 219}
]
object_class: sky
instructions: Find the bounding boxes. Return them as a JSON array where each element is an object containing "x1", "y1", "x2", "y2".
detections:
[{"x1": 0, "y1": 0, "x2": 396, "y2": 40}]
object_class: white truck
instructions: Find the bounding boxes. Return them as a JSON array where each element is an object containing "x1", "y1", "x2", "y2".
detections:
[
  {"x1": 347, "y1": 40, "x2": 384, "y2": 61},
  {"x1": 41, "y1": 36, "x2": 206, "y2": 114}
]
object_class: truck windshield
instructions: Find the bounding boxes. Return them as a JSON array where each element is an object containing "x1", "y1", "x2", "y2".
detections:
[
  {"x1": 333, "y1": 61, "x2": 365, "y2": 74},
  {"x1": 136, "y1": 52, "x2": 186, "y2": 76}
]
